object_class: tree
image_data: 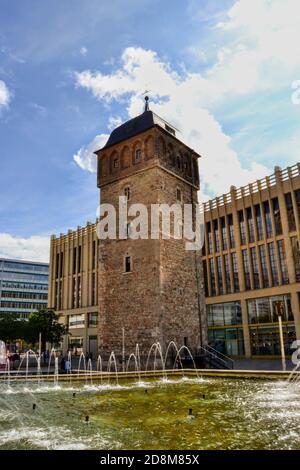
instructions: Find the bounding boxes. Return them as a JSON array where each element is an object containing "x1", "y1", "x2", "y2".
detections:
[
  {"x1": 0, "y1": 313, "x2": 27, "y2": 343},
  {"x1": 26, "y1": 309, "x2": 68, "y2": 352}
]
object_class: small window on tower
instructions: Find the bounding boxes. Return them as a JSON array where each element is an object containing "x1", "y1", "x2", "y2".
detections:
[
  {"x1": 176, "y1": 187, "x2": 182, "y2": 202},
  {"x1": 124, "y1": 186, "x2": 130, "y2": 200},
  {"x1": 125, "y1": 255, "x2": 132, "y2": 273},
  {"x1": 113, "y1": 158, "x2": 119, "y2": 168},
  {"x1": 135, "y1": 149, "x2": 141, "y2": 162}
]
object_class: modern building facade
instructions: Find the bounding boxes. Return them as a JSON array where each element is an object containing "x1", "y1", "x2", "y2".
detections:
[
  {"x1": 202, "y1": 164, "x2": 300, "y2": 358},
  {"x1": 0, "y1": 258, "x2": 49, "y2": 319},
  {"x1": 48, "y1": 222, "x2": 99, "y2": 357}
]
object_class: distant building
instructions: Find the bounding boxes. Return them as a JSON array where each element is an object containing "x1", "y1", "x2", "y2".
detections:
[
  {"x1": 0, "y1": 258, "x2": 49, "y2": 319},
  {"x1": 202, "y1": 164, "x2": 300, "y2": 358}
]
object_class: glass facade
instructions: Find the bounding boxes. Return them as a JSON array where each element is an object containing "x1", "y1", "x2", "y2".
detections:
[
  {"x1": 221, "y1": 217, "x2": 228, "y2": 250},
  {"x1": 232, "y1": 252, "x2": 239, "y2": 292},
  {"x1": 285, "y1": 193, "x2": 296, "y2": 232},
  {"x1": 251, "y1": 247, "x2": 260, "y2": 289},
  {"x1": 263, "y1": 201, "x2": 273, "y2": 238},
  {"x1": 259, "y1": 245, "x2": 269, "y2": 288},
  {"x1": 239, "y1": 210, "x2": 246, "y2": 245},
  {"x1": 216, "y1": 256, "x2": 223, "y2": 294},
  {"x1": 214, "y1": 220, "x2": 220, "y2": 252},
  {"x1": 242, "y1": 249, "x2": 251, "y2": 290},
  {"x1": 224, "y1": 254, "x2": 231, "y2": 292},
  {"x1": 247, "y1": 294, "x2": 293, "y2": 324},
  {"x1": 268, "y1": 242, "x2": 279, "y2": 286},
  {"x1": 0, "y1": 258, "x2": 48, "y2": 318},
  {"x1": 69, "y1": 314, "x2": 85, "y2": 329},
  {"x1": 277, "y1": 240, "x2": 289, "y2": 285},
  {"x1": 246, "y1": 207, "x2": 255, "y2": 243},
  {"x1": 250, "y1": 325, "x2": 295, "y2": 356},
  {"x1": 255, "y1": 204, "x2": 264, "y2": 240},
  {"x1": 207, "y1": 301, "x2": 243, "y2": 356},
  {"x1": 228, "y1": 214, "x2": 235, "y2": 248},
  {"x1": 272, "y1": 197, "x2": 282, "y2": 235}
]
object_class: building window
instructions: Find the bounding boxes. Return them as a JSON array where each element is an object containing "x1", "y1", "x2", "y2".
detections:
[
  {"x1": 77, "y1": 276, "x2": 82, "y2": 308},
  {"x1": 78, "y1": 245, "x2": 82, "y2": 273},
  {"x1": 231, "y1": 252, "x2": 239, "y2": 292},
  {"x1": 113, "y1": 158, "x2": 119, "y2": 168},
  {"x1": 238, "y1": 210, "x2": 246, "y2": 245},
  {"x1": 246, "y1": 207, "x2": 255, "y2": 243},
  {"x1": 277, "y1": 240, "x2": 289, "y2": 285},
  {"x1": 207, "y1": 222, "x2": 213, "y2": 254},
  {"x1": 176, "y1": 187, "x2": 182, "y2": 202},
  {"x1": 135, "y1": 148, "x2": 141, "y2": 163},
  {"x1": 242, "y1": 249, "x2": 251, "y2": 290},
  {"x1": 291, "y1": 237, "x2": 300, "y2": 282},
  {"x1": 263, "y1": 201, "x2": 273, "y2": 238},
  {"x1": 69, "y1": 314, "x2": 85, "y2": 329},
  {"x1": 73, "y1": 247, "x2": 77, "y2": 275},
  {"x1": 221, "y1": 217, "x2": 227, "y2": 250},
  {"x1": 125, "y1": 255, "x2": 132, "y2": 273},
  {"x1": 209, "y1": 258, "x2": 216, "y2": 296},
  {"x1": 255, "y1": 204, "x2": 263, "y2": 240},
  {"x1": 250, "y1": 325, "x2": 295, "y2": 356},
  {"x1": 259, "y1": 245, "x2": 269, "y2": 288},
  {"x1": 124, "y1": 186, "x2": 130, "y2": 200},
  {"x1": 203, "y1": 260, "x2": 209, "y2": 297},
  {"x1": 295, "y1": 189, "x2": 300, "y2": 222},
  {"x1": 216, "y1": 256, "x2": 223, "y2": 294},
  {"x1": 207, "y1": 302, "x2": 243, "y2": 355},
  {"x1": 214, "y1": 220, "x2": 220, "y2": 252},
  {"x1": 68, "y1": 337, "x2": 83, "y2": 355},
  {"x1": 92, "y1": 240, "x2": 96, "y2": 270},
  {"x1": 224, "y1": 254, "x2": 231, "y2": 293},
  {"x1": 88, "y1": 312, "x2": 98, "y2": 327},
  {"x1": 227, "y1": 214, "x2": 235, "y2": 248},
  {"x1": 251, "y1": 247, "x2": 260, "y2": 289},
  {"x1": 272, "y1": 197, "x2": 282, "y2": 235},
  {"x1": 92, "y1": 272, "x2": 96, "y2": 306},
  {"x1": 285, "y1": 193, "x2": 296, "y2": 232},
  {"x1": 268, "y1": 242, "x2": 279, "y2": 286}
]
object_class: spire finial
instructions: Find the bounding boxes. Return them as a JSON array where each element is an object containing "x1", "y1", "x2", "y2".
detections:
[{"x1": 144, "y1": 95, "x2": 149, "y2": 112}]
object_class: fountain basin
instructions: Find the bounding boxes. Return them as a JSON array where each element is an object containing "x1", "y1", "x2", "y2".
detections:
[{"x1": 1, "y1": 376, "x2": 300, "y2": 450}]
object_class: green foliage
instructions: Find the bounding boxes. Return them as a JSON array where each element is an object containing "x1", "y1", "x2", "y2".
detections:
[
  {"x1": 0, "y1": 313, "x2": 27, "y2": 342},
  {"x1": 0, "y1": 309, "x2": 68, "y2": 350}
]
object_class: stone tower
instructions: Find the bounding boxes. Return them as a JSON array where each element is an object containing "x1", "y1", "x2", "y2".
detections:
[{"x1": 95, "y1": 102, "x2": 207, "y2": 363}]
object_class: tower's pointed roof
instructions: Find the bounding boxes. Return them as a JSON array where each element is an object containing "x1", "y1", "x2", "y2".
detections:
[{"x1": 101, "y1": 97, "x2": 177, "y2": 150}]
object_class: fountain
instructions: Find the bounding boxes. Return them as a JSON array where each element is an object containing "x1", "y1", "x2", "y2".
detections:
[
  {"x1": 0, "y1": 341, "x2": 6, "y2": 367},
  {"x1": 0, "y1": 337, "x2": 300, "y2": 450}
]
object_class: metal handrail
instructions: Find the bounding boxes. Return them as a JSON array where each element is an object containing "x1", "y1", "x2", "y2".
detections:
[
  {"x1": 205, "y1": 344, "x2": 234, "y2": 366},
  {"x1": 198, "y1": 345, "x2": 229, "y2": 368}
]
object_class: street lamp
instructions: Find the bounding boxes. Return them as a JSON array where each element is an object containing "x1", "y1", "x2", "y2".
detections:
[{"x1": 274, "y1": 300, "x2": 286, "y2": 371}]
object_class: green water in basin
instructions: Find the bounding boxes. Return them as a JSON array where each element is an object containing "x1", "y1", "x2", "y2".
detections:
[{"x1": 0, "y1": 377, "x2": 299, "y2": 450}]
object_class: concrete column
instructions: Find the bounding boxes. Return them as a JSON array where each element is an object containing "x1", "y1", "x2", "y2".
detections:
[{"x1": 240, "y1": 299, "x2": 251, "y2": 358}]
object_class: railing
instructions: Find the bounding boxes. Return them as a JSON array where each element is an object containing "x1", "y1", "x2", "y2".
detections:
[
  {"x1": 197, "y1": 345, "x2": 234, "y2": 369},
  {"x1": 203, "y1": 162, "x2": 300, "y2": 212},
  {"x1": 204, "y1": 345, "x2": 234, "y2": 369}
]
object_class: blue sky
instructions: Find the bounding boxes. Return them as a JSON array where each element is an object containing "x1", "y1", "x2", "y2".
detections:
[{"x1": 0, "y1": 0, "x2": 300, "y2": 261}]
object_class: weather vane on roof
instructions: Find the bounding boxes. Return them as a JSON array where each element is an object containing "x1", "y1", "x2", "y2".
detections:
[{"x1": 142, "y1": 89, "x2": 150, "y2": 112}]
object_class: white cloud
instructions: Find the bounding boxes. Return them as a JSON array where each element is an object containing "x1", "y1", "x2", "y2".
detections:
[
  {"x1": 0, "y1": 80, "x2": 11, "y2": 109},
  {"x1": 0, "y1": 233, "x2": 50, "y2": 263},
  {"x1": 75, "y1": 46, "x2": 269, "y2": 198},
  {"x1": 108, "y1": 115, "x2": 123, "y2": 130},
  {"x1": 73, "y1": 134, "x2": 109, "y2": 172},
  {"x1": 74, "y1": 1, "x2": 300, "y2": 197},
  {"x1": 80, "y1": 46, "x2": 88, "y2": 56}
]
